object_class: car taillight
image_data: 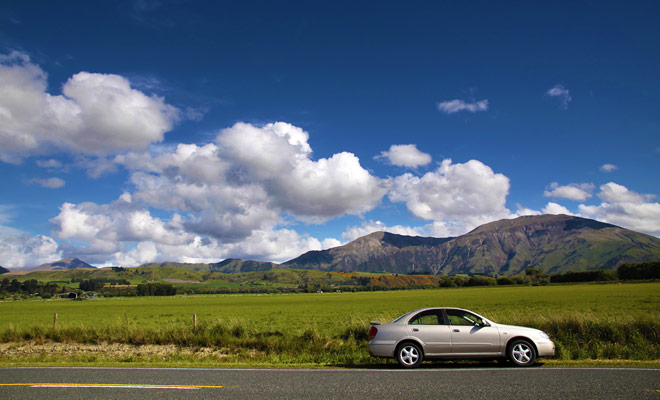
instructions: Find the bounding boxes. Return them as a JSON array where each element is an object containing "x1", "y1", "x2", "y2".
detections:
[{"x1": 369, "y1": 326, "x2": 378, "y2": 339}]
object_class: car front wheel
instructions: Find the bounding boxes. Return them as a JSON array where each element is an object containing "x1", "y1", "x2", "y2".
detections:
[
  {"x1": 508, "y1": 339, "x2": 536, "y2": 367},
  {"x1": 396, "y1": 342, "x2": 423, "y2": 368}
]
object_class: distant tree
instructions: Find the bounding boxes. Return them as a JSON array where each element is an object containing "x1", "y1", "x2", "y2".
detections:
[
  {"x1": 79, "y1": 279, "x2": 105, "y2": 291},
  {"x1": 550, "y1": 270, "x2": 617, "y2": 283},
  {"x1": 465, "y1": 275, "x2": 497, "y2": 286},
  {"x1": 617, "y1": 261, "x2": 660, "y2": 280},
  {"x1": 136, "y1": 283, "x2": 176, "y2": 296},
  {"x1": 496, "y1": 276, "x2": 516, "y2": 285}
]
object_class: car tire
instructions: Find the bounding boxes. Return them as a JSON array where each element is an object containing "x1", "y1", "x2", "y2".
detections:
[
  {"x1": 396, "y1": 342, "x2": 423, "y2": 368},
  {"x1": 507, "y1": 339, "x2": 536, "y2": 367}
]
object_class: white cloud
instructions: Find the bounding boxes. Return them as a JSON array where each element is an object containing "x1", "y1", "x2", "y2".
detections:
[
  {"x1": 321, "y1": 238, "x2": 342, "y2": 249},
  {"x1": 47, "y1": 121, "x2": 389, "y2": 265},
  {"x1": 114, "y1": 241, "x2": 159, "y2": 267},
  {"x1": 377, "y1": 144, "x2": 432, "y2": 168},
  {"x1": 217, "y1": 122, "x2": 387, "y2": 220},
  {"x1": 341, "y1": 220, "x2": 425, "y2": 242},
  {"x1": 543, "y1": 202, "x2": 573, "y2": 215},
  {"x1": 544, "y1": 182, "x2": 594, "y2": 201},
  {"x1": 0, "y1": 231, "x2": 62, "y2": 269},
  {"x1": 50, "y1": 197, "x2": 193, "y2": 247},
  {"x1": 0, "y1": 51, "x2": 179, "y2": 163},
  {"x1": 546, "y1": 84, "x2": 572, "y2": 109},
  {"x1": 374, "y1": 144, "x2": 431, "y2": 168},
  {"x1": 30, "y1": 177, "x2": 65, "y2": 189},
  {"x1": 61, "y1": 72, "x2": 180, "y2": 152},
  {"x1": 516, "y1": 204, "x2": 542, "y2": 216},
  {"x1": 600, "y1": 163, "x2": 618, "y2": 173},
  {"x1": 578, "y1": 182, "x2": 660, "y2": 235},
  {"x1": 111, "y1": 227, "x2": 324, "y2": 266},
  {"x1": 389, "y1": 159, "x2": 512, "y2": 235},
  {"x1": 437, "y1": 99, "x2": 489, "y2": 114},
  {"x1": 597, "y1": 182, "x2": 653, "y2": 204}
]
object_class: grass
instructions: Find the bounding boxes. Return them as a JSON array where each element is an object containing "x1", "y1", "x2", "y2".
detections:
[{"x1": 1, "y1": 282, "x2": 659, "y2": 367}]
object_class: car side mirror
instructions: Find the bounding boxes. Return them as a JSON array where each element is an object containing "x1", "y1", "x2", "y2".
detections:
[{"x1": 479, "y1": 321, "x2": 490, "y2": 327}]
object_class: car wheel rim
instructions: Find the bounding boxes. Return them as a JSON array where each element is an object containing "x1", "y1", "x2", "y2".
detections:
[
  {"x1": 400, "y1": 346, "x2": 419, "y2": 365},
  {"x1": 512, "y1": 343, "x2": 532, "y2": 364}
]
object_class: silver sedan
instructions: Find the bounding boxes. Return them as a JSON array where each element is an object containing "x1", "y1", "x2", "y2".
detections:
[{"x1": 368, "y1": 307, "x2": 555, "y2": 368}]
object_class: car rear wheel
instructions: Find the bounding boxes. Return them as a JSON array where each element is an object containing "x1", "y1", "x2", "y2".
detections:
[
  {"x1": 507, "y1": 339, "x2": 536, "y2": 367},
  {"x1": 396, "y1": 342, "x2": 423, "y2": 368}
]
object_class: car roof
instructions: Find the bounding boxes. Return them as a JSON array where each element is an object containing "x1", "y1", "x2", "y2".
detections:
[
  {"x1": 392, "y1": 307, "x2": 487, "y2": 323},
  {"x1": 409, "y1": 307, "x2": 470, "y2": 313}
]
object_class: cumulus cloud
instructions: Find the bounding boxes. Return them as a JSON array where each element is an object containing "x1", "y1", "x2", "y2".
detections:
[
  {"x1": 46, "y1": 121, "x2": 389, "y2": 265},
  {"x1": 516, "y1": 204, "x2": 542, "y2": 216},
  {"x1": 377, "y1": 144, "x2": 432, "y2": 168},
  {"x1": 543, "y1": 202, "x2": 573, "y2": 215},
  {"x1": 51, "y1": 196, "x2": 194, "y2": 247},
  {"x1": 217, "y1": 122, "x2": 387, "y2": 220},
  {"x1": 546, "y1": 84, "x2": 572, "y2": 109},
  {"x1": 388, "y1": 159, "x2": 512, "y2": 235},
  {"x1": 321, "y1": 238, "x2": 342, "y2": 249},
  {"x1": 30, "y1": 177, "x2": 65, "y2": 189},
  {"x1": 0, "y1": 231, "x2": 62, "y2": 269},
  {"x1": 437, "y1": 99, "x2": 488, "y2": 114},
  {"x1": 544, "y1": 182, "x2": 594, "y2": 201},
  {"x1": 341, "y1": 220, "x2": 425, "y2": 242},
  {"x1": 0, "y1": 51, "x2": 179, "y2": 163},
  {"x1": 111, "y1": 227, "x2": 323, "y2": 266},
  {"x1": 578, "y1": 182, "x2": 660, "y2": 235}
]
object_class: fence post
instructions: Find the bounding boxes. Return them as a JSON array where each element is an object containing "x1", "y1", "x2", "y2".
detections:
[
  {"x1": 53, "y1": 312, "x2": 58, "y2": 330},
  {"x1": 193, "y1": 314, "x2": 197, "y2": 332}
]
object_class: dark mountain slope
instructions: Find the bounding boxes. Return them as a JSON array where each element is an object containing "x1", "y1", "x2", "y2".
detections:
[{"x1": 284, "y1": 215, "x2": 660, "y2": 276}]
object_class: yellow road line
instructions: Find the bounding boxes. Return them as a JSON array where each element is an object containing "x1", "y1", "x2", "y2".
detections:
[{"x1": 0, "y1": 383, "x2": 228, "y2": 389}]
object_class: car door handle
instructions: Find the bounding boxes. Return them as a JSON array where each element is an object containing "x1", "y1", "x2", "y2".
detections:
[
  {"x1": 453, "y1": 329, "x2": 460, "y2": 332},
  {"x1": 412, "y1": 328, "x2": 419, "y2": 332}
]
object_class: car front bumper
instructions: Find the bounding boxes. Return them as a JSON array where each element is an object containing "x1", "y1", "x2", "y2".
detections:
[{"x1": 536, "y1": 340, "x2": 556, "y2": 357}]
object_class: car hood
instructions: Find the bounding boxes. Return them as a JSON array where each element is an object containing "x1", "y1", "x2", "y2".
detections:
[{"x1": 494, "y1": 323, "x2": 543, "y2": 335}]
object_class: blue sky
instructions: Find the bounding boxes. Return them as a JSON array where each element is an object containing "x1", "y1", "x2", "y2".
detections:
[{"x1": 1, "y1": 1, "x2": 659, "y2": 268}]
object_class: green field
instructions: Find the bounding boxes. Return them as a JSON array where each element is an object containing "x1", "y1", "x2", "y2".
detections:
[{"x1": 1, "y1": 282, "x2": 659, "y2": 367}]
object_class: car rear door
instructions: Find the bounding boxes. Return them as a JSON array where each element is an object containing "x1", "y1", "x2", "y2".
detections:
[{"x1": 406, "y1": 310, "x2": 451, "y2": 355}]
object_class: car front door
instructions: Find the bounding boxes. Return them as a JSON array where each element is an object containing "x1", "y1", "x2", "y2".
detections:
[
  {"x1": 446, "y1": 309, "x2": 501, "y2": 355},
  {"x1": 407, "y1": 310, "x2": 451, "y2": 355}
]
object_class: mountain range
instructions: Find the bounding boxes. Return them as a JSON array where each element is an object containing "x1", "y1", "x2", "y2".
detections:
[
  {"x1": 9, "y1": 215, "x2": 660, "y2": 276},
  {"x1": 285, "y1": 214, "x2": 660, "y2": 275},
  {"x1": 7, "y1": 257, "x2": 95, "y2": 274}
]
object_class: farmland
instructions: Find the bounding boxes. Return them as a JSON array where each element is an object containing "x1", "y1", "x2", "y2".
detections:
[{"x1": 1, "y1": 282, "x2": 659, "y2": 367}]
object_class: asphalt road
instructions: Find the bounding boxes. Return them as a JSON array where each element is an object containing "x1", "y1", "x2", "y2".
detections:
[{"x1": 1, "y1": 366, "x2": 659, "y2": 400}]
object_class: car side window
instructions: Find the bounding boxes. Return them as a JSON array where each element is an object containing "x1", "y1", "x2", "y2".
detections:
[
  {"x1": 409, "y1": 311, "x2": 445, "y2": 325},
  {"x1": 446, "y1": 310, "x2": 484, "y2": 326}
]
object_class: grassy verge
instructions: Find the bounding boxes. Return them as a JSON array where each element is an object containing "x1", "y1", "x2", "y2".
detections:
[
  {"x1": 0, "y1": 315, "x2": 658, "y2": 367},
  {"x1": 1, "y1": 283, "x2": 659, "y2": 367}
]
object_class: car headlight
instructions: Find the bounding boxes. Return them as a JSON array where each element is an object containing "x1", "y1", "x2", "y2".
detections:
[{"x1": 538, "y1": 331, "x2": 550, "y2": 339}]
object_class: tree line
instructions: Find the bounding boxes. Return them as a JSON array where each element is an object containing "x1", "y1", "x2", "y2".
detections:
[{"x1": 0, "y1": 278, "x2": 63, "y2": 298}]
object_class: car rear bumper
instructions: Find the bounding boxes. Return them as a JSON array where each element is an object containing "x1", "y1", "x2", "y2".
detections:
[{"x1": 368, "y1": 341, "x2": 395, "y2": 358}]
